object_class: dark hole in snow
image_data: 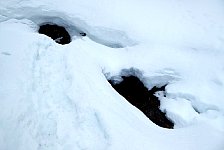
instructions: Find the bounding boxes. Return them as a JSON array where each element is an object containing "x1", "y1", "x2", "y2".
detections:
[
  {"x1": 80, "y1": 32, "x2": 87, "y2": 36},
  {"x1": 38, "y1": 24, "x2": 71, "y2": 45},
  {"x1": 108, "y1": 75, "x2": 174, "y2": 129}
]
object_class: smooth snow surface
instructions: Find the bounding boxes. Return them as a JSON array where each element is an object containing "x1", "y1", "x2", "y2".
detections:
[{"x1": 0, "y1": 0, "x2": 224, "y2": 150}]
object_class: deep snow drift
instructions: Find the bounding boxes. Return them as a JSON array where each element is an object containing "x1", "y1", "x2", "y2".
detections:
[{"x1": 0, "y1": 0, "x2": 224, "y2": 150}]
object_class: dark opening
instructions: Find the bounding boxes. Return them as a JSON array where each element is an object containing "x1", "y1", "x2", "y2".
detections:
[
  {"x1": 80, "y1": 32, "x2": 87, "y2": 36},
  {"x1": 108, "y1": 75, "x2": 174, "y2": 129},
  {"x1": 38, "y1": 24, "x2": 71, "y2": 45}
]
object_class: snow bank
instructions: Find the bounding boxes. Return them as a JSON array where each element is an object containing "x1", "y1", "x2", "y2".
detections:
[{"x1": 0, "y1": 0, "x2": 224, "y2": 150}]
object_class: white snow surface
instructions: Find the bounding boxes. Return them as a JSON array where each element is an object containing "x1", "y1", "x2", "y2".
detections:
[{"x1": 0, "y1": 0, "x2": 224, "y2": 150}]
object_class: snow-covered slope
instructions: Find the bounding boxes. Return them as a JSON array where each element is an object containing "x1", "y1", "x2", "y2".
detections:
[{"x1": 0, "y1": 0, "x2": 224, "y2": 150}]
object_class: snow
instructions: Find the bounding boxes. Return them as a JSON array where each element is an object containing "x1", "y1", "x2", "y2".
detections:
[{"x1": 0, "y1": 0, "x2": 224, "y2": 150}]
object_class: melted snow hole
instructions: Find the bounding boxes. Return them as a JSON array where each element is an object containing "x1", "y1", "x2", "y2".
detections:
[
  {"x1": 38, "y1": 23, "x2": 72, "y2": 45},
  {"x1": 108, "y1": 75, "x2": 174, "y2": 129},
  {"x1": 32, "y1": 14, "x2": 136, "y2": 47}
]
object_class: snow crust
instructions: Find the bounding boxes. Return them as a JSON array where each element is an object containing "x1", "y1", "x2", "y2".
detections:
[{"x1": 0, "y1": 0, "x2": 224, "y2": 150}]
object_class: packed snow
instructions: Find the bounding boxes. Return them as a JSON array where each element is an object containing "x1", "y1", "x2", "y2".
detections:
[{"x1": 0, "y1": 0, "x2": 224, "y2": 150}]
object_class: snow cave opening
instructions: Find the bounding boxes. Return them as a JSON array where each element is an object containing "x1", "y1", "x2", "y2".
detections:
[
  {"x1": 108, "y1": 75, "x2": 174, "y2": 129},
  {"x1": 38, "y1": 23, "x2": 71, "y2": 45}
]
